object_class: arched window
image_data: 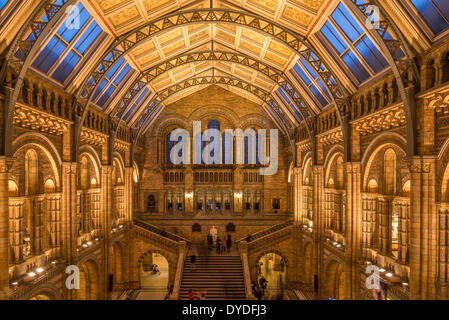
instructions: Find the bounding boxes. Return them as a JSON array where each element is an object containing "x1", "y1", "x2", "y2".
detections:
[
  {"x1": 402, "y1": 180, "x2": 411, "y2": 198},
  {"x1": 25, "y1": 149, "x2": 38, "y2": 196},
  {"x1": 384, "y1": 149, "x2": 396, "y2": 195},
  {"x1": 8, "y1": 180, "x2": 18, "y2": 197},
  {"x1": 44, "y1": 179, "x2": 56, "y2": 193},
  {"x1": 368, "y1": 179, "x2": 378, "y2": 193},
  {"x1": 244, "y1": 129, "x2": 259, "y2": 165},
  {"x1": 207, "y1": 120, "x2": 220, "y2": 164},
  {"x1": 80, "y1": 156, "x2": 89, "y2": 190}
]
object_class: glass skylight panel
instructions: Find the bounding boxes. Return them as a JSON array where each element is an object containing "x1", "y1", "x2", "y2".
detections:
[
  {"x1": 31, "y1": 2, "x2": 104, "y2": 84},
  {"x1": 276, "y1": 88, "x2": 303, "y2": 120},
  {"x1": 320, "y1": 2, "x2": 390, "y2": 85},
  {"x1": 124, "y1": 88, "x2": 151, "y2": 122},
  {"x1": 0, "y1": 0, "x2": 9, "y2": 11},
  {"x1": 410, "y1": 0, "x2": 449, "y2": 35},
  {"x1": 291, "y1": 59, "x2": 331, "y2": 108}
]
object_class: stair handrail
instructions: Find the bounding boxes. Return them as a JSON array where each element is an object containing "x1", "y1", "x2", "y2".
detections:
[
  {"x1": 237, "y1": 220, "x2": 294, "y2": 243},
  {"x1": 171, "y1": 241, "x2": 188, "y2": 300},
  {"x1": 134, "y1": 219, "x2": 191, "y2": 244},
  {"x1": 239, "y1": 241, "x2": 256, "y2": 300}
]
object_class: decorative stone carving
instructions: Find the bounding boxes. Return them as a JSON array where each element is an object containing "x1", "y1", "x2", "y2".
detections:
[
  {"x1": 13, "y1": 105, "x2": 69, "y2": 136},
  {"x1": 353, "y1": 106, "x2": 406, "y2": 136}
]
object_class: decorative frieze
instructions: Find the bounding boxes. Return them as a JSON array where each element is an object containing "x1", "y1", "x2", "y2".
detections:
[
  {"x1": 353, "y1": 106, "x2": 406, "y2": 136},
  {"x1": 80, "y1": 128, "x2": 108, "y2": 147},
  {"x1": 317, "y1": 127, "x2": 343, "y2": 146},
  {"x1": 13, "y1": 104, "x2": 70, "y2": 136}
]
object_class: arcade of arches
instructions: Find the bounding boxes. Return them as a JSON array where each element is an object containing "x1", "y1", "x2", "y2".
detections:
[{"x1": 0, "y1": 0, "x2": 448, "y2": 301}]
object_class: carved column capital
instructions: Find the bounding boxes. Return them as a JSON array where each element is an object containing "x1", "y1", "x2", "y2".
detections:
[{"x1": 0, "y1": 156, "x2": 14, "y2": 173}]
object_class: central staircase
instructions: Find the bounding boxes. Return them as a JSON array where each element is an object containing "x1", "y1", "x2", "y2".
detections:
[{"x1": 180, "y1": 253, "x2": 246, "y2": 300}]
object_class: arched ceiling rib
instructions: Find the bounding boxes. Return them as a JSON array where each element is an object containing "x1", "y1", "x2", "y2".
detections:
[
  {"x1": 75, "y1": 7, "x2": 350, "y2": 133},
  {"x1": 111, "y1": 47, "x2": 320, "y2": 127},
  {"x1": 131, "y1": 71, "x2": 292, "y2": 136}
]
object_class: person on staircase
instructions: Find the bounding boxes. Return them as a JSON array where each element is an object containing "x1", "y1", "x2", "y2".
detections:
[
  {"x1": 190, "y1": 254, "x2": 196, "y2": 272},
  {"x1": 188, "y1": 289, "x2": 194, "y2": 300},
  {"x1": 226, "y1": 235, "x2": 232, "y2": 253},
  {"x1": 207, "y1": 233, "x2": 213, "y2": 250},
  {"x1": 216, "y1": 236, "x2": 222, "y2": 254}
]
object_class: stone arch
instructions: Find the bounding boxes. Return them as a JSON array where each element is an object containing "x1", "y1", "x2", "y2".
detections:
[
  {"x1": 77, "y1": 259, "x2": 100, "y2": 300},
  {"x1": 12, "y1": 133, "x2": 62, "y2": 190},
  {"x1": 188, "y1": 105, "x2": 240, "y2": 128},
  {"x1": 153, "y1": 116, "x2": 190, "y2": 138},
  {"x1": 361, "y1": 133, "x2": 407, "y2": 192},
  {"x1": 113, "y1": 152, "x2": 125, "y2": 186},
  {"x1": 325, "y1": 259, "x2": 346, "y2": 300},
  {"x1": 238, "y1": 113, "x2": 274, "y2": 131},
  {"x1": 324, "y1": 145, "x2": 345, "y2": 189},
  {"x1": 79, "y1": 145, "x2": 102, "y2": 186},
  {"x1": 25, "y1": 284, "x2": 62, "y2": 300}
]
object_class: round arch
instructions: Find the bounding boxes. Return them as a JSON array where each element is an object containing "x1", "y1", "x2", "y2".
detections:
[
  {"x1": 77, "y1": 259, "x2": 100, "y2": 300},
  {"x1": 325, "y1": 259, "x2": 346, "y2": 300}
]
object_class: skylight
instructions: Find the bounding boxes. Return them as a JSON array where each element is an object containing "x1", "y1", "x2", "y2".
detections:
[
  {"x1": 320, "y1": 2, "x2": 389, "y2": 84},
  {"x1": 32, "y1": 2, "x2": 103, "y2": 85},
  {"x1": 410, "y1": 0, "x2": 449, "y2": 35}
]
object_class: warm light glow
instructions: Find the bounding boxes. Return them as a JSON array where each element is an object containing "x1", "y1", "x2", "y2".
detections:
[
  {"x1": 402, "y1": 282, "x2": 409, "y2": 286},
  {"x1": 82, "y1": 244, "x2": 88, "y2": 248},
  {"x1": 28, "y1": 272, "x2": 36, "y2": 277},
  {"x1": 236, "y1": 193, "x2": 242, "y2": 199},
  {"x1": 186, "y1": 192, "x2": 193, "y2": 199},
  {"x1": 36, "y1": 268, "x2": 44, "y2": 274},
  {"x1": 379, "y1": 268, "x2": 386, "y2": 273},
  {"x1": 87, "y1": 242, "x2": 93, "y2": 246},
  {"x1": 386, "y1": 272, "x2": 393, "y2": 278},
  {"x1": 12, "y1": 282, "x2": 18, "y2": 286}
]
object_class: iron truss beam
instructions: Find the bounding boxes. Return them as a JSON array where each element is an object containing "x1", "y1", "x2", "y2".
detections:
[
  {"x1": 345, "y1": 0, "x2": 420, "y2": 157},
  {"x1": 74, "y1": 8, "x2": 352, "y2": 162},
  {"x1": 133, "y1": 74, "x2": 292, "y2": 138},
  {"x1": 0, "y1": 0, "x2": 76, "y2": 156},
  {"x1": 112, "y1": 50, "x2": 317, "y2": 126}
]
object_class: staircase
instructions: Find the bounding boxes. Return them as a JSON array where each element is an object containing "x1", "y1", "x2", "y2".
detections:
[{"x1": 180, "y1": 255, "x2": 246, "y2": 300}]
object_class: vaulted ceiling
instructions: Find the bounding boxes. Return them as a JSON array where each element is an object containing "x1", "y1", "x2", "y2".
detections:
[{"x1": 83, "y1": 0, "x2": 328, "y2": 128}]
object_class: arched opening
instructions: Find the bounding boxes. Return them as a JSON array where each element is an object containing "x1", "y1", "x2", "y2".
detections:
[
  {"x1": 44, "y1": 179, "x2": 55, "y2": 193},
  {"x1": 29, "y1": 294, "x2": 52, "y2": 300},
  {"x1": 140, "y1": 253, "x2": 169, "y2": 300},
  {"x1": 368, "y1": 179, "x2": 378, "y2": 193},
  {"x1": 25, "y1": 149, "x2": 38, "y2": 196},
  {"x1": 8, "y1": 180, "x2": 18, "y2": 197},
  {"x1": 326, "y1": 261, "x2": 345, "y2": 300},
  {"x1": 256, "y1": 252, "x2": 287, "y2": 300},
  {"x1": 78, "y1": 260, "x2": 99, "y2": 300},
  {"x1": 384, "y1": 149, "x2": 396, "y2": 195}
]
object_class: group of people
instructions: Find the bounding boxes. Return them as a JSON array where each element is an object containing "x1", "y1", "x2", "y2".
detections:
[
  {"x1": 252, "y1": 274, "x2": 268, "y2": 300},
  {"x1": 188, "y1": 289, "x2": 207, "y2": 300},
  {"x1": 207, "y1": 226, "x2": 233, "y2": 254}
]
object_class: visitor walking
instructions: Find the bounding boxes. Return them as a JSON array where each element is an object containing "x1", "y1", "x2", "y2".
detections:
[
  {"x1": 216, "y1": 236, "x2": 222, "y2": 254},
  {"x1": 226, "y1": 235, "x2": 232, "y2": 253},
  {"x1": 207, "y1": 234, "x2": 213, "y2": 250},
  {"x1": 190, "y1": 254, "x2": 196, "y2": 272}
]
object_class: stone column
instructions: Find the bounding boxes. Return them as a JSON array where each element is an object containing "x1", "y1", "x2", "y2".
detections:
[
  {"x1": 409, "y1": 157, "x2": 437, "y2": 299},
  {"x1": 0, "y1": 157, "x2": 13, "y2": 299},
  {"x1": 101, "y1": 166, "x2": 113, "y2": 300},
  {"x1": 61, "y1": 163, "x2": 78, "y2": 264},
  {"x1": 344, "y1": 162, "x2": 362, "y2": 300},
  {"x1": 293, "y1": 167, "x2": 303, "y2": 227},
  {"x1": 9, "y1": 198, "x2": 24, "y2": 264},
  {"x1": 312, "y1": 166, "x2": 324, "y2": 299}
]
